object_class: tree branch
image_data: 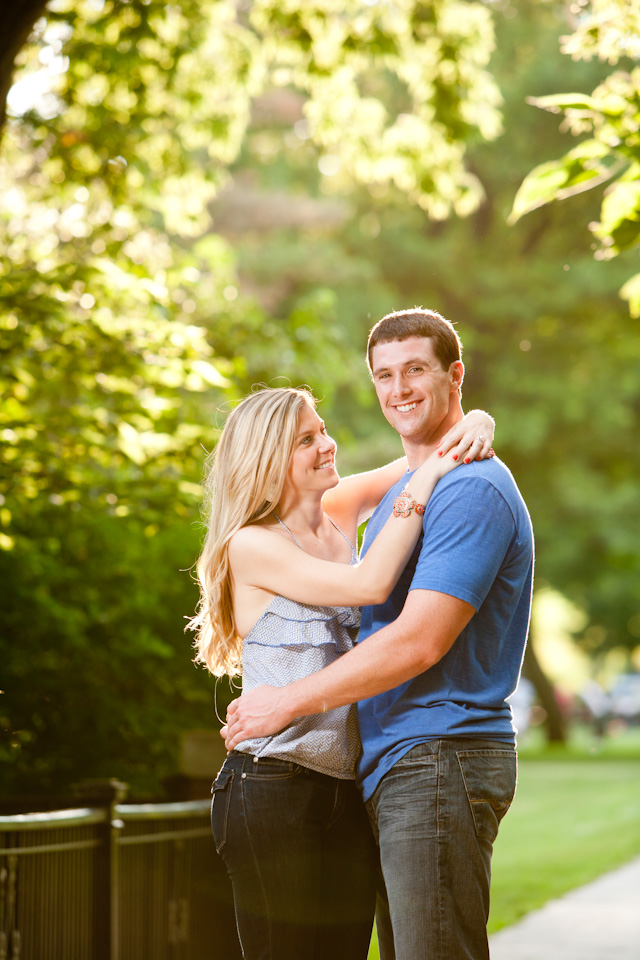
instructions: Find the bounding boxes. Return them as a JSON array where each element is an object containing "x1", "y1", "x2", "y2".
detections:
[{"x1": 0, "y1": 0, "x2": 50, "y2": 136}]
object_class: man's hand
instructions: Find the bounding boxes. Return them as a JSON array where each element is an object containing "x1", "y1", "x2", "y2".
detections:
[{"x1": 221, "y1": 685, "x2": 293, "y2": 751}]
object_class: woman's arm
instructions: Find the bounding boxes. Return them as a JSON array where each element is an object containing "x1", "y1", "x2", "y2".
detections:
[
  {"x1": 321, "y1": 456, "x2": 408, "y2": 533},
  {"x1": 321, "y1": 409, "x2": 495, "y2": 532},
  {"x1": 229, "y1": 438, "x2": 482, "y2": 609}
]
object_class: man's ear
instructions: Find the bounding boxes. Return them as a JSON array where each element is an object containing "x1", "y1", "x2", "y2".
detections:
[{"x1": 449, "y1": 360, "x2": 465, "y2": 392}]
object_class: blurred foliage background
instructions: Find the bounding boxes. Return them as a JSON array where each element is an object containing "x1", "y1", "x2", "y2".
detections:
[{"x1": 1, "y1": 0, "x2": 639, "y2": 799}]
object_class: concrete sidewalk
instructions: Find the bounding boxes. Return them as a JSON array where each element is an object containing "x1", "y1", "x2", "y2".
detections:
[{"x1": 489, "y1": 855, "x2": 640, "y2": 960}]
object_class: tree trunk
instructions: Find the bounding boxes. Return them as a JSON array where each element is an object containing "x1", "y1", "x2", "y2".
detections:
[
  {"x1": 523, "y1": 640, "x2": 567, "y2": 743},
  {"x1": 0, "y1": 0, "x2": 50, "y2": 136}
]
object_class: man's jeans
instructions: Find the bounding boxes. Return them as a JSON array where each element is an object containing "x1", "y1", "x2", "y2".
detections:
[
  {"x1": 366, "y1": 738, "x2": 517, "y2": 960},
  {"x1": 211, "y1": 751, "x2": 376, "y2": 960}
]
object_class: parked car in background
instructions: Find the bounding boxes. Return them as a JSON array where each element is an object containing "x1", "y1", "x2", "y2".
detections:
[{"x1": 609, "y1": 673, "x2": 640, "y2": 723}]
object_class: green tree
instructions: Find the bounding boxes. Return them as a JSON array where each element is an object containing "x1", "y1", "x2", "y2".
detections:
[
  {"x1": 211, "y1": 0, "x2": 639, "y2": 710},
  {"x1": 1, "y1": 0, "x2": 504, "y2": 537},
  {"x1": 220, "y1": 0, "x2": 640, "y2": 709},
  {"x1": 1, "y1": 0, "x2": 504, "y2": 795},
  {"x1": 510, "y1": 0, "x2": 640, "y2": 316},
  {"x1": 362, "y1": 1, "x2": 640, "y2": 668}
]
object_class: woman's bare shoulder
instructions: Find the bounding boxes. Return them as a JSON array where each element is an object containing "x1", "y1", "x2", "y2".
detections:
[{"x1": 228, "y1": 523, "x2": 281, "y2": 561}]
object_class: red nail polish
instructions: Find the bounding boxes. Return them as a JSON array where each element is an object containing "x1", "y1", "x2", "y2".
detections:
[
  {"x1": 464, "y1": 457, "x2": 470, "y2": 464},
  {"x1": 452, "y1": 454, "x2": 458, "y2": 461},
  {"x1": 438, "y1": 450, "x2": 443, "y2": 457}
]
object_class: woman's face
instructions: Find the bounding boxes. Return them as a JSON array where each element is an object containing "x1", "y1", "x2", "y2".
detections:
[{"x1": 283, "y1": 403, "x2": 339, "y2": 499}]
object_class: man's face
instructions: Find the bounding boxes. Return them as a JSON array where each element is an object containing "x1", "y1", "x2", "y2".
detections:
[{"x1": 370, "y1": 336, "x2": 463, "y2": 445}]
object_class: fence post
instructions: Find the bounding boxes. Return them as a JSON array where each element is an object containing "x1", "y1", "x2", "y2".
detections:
[{"x1": 74, "y1": 778, "x2": 128, "y2": 960}]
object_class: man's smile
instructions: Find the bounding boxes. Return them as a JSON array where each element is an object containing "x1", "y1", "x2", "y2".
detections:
[{"x1": 394, "y1": 401, "x2": 421, "y2": 413}]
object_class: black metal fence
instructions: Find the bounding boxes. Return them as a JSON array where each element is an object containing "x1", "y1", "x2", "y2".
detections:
[{"x1": 0, "y1": 783, "x2": 241, "y2": 960}]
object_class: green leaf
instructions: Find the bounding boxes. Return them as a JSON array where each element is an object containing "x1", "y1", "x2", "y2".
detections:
[
  {"x1": 509, "y1": 141, "x2": 612, "y2": 223},
  {"x1": 527, "y1": 93, "x2": 597, "y2": 114},
  {"x1": 189, "y1": 359, "x2": 232, "y2": 388},
  {"x1": 598, "y1": 180, "x2": 640, "y2": 252},
  {"x1": 620, "y1": 272, "x2": 640, "y2": 318},
  {"x1": 117, "y1": 421, "x2": 147, "y2": 465}
]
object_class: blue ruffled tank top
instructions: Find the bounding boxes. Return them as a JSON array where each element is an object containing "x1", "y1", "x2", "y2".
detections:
[{"x1": 236, "y1": 518, "x2": 361, "y2": 780}]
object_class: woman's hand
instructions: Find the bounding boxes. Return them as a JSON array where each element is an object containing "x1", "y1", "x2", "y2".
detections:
[
  {"x1": 407, "y1": 409, "x2": 495, "y2": 501},
  {"x1": 437, "y1": 410, "x2": 495, "y2": 464}
]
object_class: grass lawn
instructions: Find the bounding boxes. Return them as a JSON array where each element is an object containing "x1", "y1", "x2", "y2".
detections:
[{"x1": 367, "y1": 727, "x2": 640, "y2": 959}]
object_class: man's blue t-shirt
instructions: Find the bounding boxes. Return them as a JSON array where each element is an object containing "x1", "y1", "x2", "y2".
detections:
[{"x1": 357, "y1": 456, "x2": 534, "y2": 802}]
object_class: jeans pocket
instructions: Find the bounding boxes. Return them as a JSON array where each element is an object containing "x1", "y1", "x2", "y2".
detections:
[
  {"x1": 210, "y1": 765, "x2": 234, "y2": 854},
  {"x1": 456, "y1": 749, "x2": 517, "y2": 844},
  {"x1": 245, "y1": 757, "x2": 302, "y2": 780}
]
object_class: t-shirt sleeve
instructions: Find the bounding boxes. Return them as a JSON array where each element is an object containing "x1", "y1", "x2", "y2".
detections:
[{"x1": 410, "y1": 476, "x2": 516, "y2": 610}]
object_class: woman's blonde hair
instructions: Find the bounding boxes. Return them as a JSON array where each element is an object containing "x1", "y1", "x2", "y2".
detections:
[{"x1": 189, "y1": 387, "x2": 316, "y2": 676}]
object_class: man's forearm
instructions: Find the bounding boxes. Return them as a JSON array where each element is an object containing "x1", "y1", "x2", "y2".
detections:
[
  {"x1": 224, "y1": 619, "x2": 436, "y2": 747},
  {"x1": 224, "y1": 591, "x2": 475, "y2": 748},
  {"x1": 285, "y1": 619, "x2": 432, "y2": 721},
  {"x1": 285, "y1": 590, "x2": 474, "y2": 720}
]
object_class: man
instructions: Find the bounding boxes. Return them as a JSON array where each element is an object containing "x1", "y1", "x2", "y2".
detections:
[{"x1": 224, "y1": 308, "x2": 534, "y2": 960}]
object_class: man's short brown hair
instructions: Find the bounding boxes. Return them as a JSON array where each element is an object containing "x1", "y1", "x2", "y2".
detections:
[{"x1": 367, "y1": 308, "x2": 463, "y2": 375}]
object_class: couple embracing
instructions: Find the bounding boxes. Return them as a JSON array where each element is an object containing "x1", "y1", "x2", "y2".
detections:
[{"x1": 190, "y1": 307, "x2": 534, "y2": 960}]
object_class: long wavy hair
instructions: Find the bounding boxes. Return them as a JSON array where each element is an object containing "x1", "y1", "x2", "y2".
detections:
[{"x1": 189, "y1": 387, "x2": 316, "y2": 676}]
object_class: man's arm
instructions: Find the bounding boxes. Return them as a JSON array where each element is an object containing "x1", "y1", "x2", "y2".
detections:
[{"x1": 223, "y1": 589, "x2": 475, "y2": 750}]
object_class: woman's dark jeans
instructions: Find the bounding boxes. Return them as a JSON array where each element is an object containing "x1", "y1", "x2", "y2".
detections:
[{"x1": 211, "y1": 751, "x2": 376, "y2": 960}]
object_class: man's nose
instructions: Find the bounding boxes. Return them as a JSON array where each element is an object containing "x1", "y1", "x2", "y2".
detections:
[{"x1": 390, "y1": 374, "x2": 410, "y2": 396}]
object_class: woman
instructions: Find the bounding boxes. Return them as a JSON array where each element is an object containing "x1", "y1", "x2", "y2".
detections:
[{"x1": 190, "y1": 387, "x2": 494, "y2": 960}]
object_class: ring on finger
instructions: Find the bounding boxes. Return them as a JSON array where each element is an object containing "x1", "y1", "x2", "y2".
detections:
[{"x1": 477, "y1": 435, "x2": 485, "y2": 443}]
